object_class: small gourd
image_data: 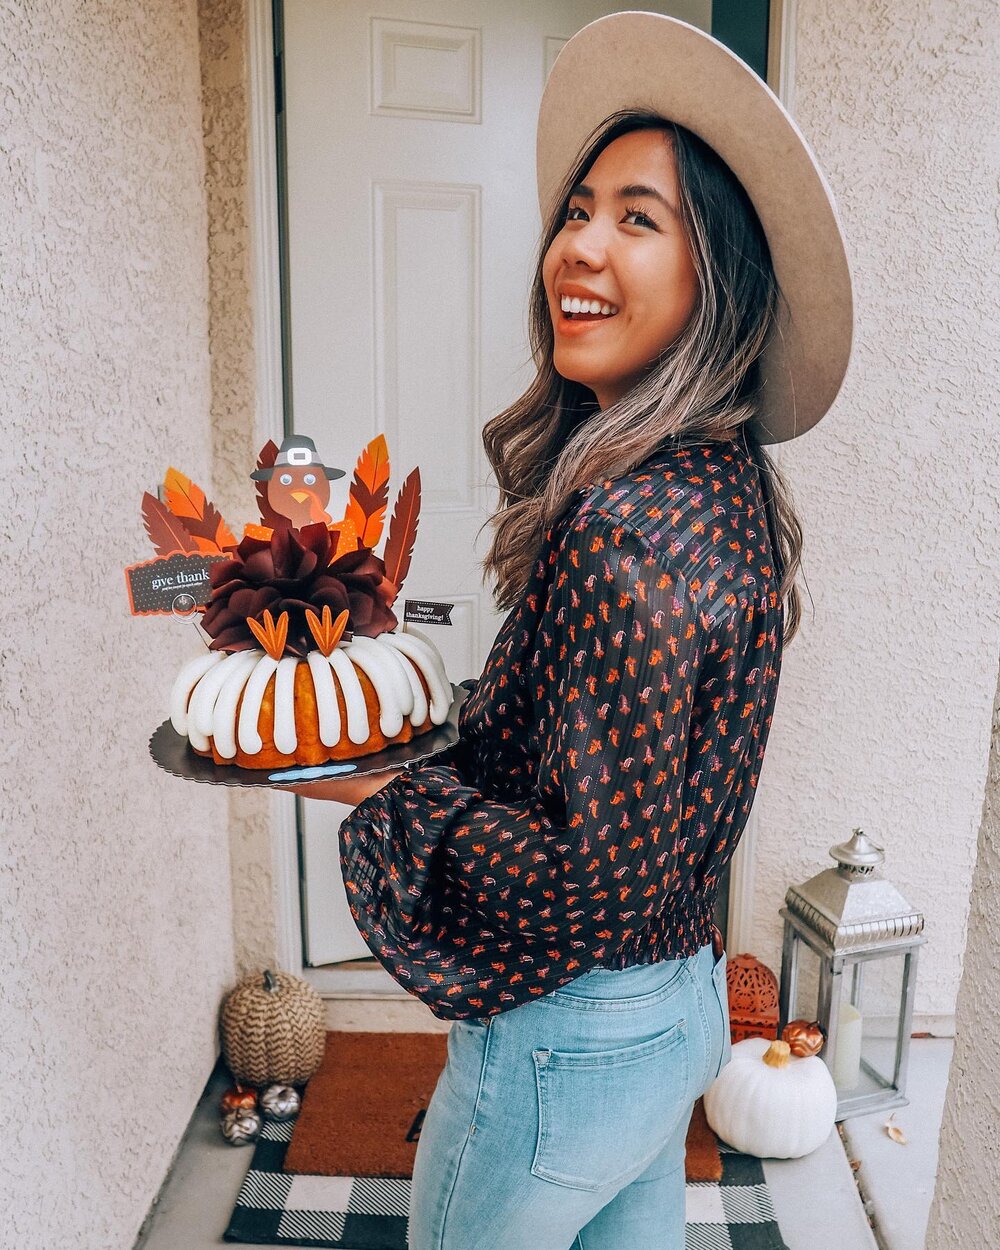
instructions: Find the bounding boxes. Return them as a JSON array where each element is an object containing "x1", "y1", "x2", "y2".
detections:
[{"x1": 703, "y1": 1036, "x2": 837, "y2": 1158}]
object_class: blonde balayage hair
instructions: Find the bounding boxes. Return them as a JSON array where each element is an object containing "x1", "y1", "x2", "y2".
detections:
[{"x1": 480, "y1": 111, "x2": 805, "y2": 643}]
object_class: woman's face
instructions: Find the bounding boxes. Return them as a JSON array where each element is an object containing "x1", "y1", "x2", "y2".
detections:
[{"x1": 542, "y1": 128, "x2": 700, "y2": 409}]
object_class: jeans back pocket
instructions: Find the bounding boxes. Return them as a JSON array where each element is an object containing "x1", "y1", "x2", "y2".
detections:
[{"x1": 530, "y1": 1019, "x2": 690, "y2": 1192}]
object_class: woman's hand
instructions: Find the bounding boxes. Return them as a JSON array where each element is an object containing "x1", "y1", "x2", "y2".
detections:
[{"x1": 277, "y1": 766, "x2": 406, "y2": 808}]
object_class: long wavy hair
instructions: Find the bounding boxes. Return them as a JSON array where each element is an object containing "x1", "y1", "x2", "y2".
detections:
[{"x1": 480, "y1": 111, "x2": 805, "y2": 644}]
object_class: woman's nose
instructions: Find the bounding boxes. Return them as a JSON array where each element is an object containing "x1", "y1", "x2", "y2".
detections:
[{"x1": 561, "y1": 217, "x2": 607, "y2": 269}]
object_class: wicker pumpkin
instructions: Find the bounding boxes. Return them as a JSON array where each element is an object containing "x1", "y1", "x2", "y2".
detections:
[{"x1": 220, "y1": 968, "x2": 326, "y2": 1087}]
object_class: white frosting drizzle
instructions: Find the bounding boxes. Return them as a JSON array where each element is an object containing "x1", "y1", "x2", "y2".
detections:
[
  {"x1": 307, "y1": 651, "x2": 342, "y2": 748},
  {"x1": 382, "y1": 631, "x2": 452, "y2": 724},
  {"x1": 212, "y1": 651, "x2": 265, "y2": 759},
  {"x1": 328, "y1": 646, "x2": 370, "y2": 744},
  {"x1": 349, "y1": 635, "x2": 414, "y2": 717},
  {"x1": 236, "y1": 654, "x2": 282, "y2": 755},
  {"x1": 397, "y1": 625, "x2": 451, "y2": 693},
  {"x1": 170, "y1": 651, "x2": 225, "y2": 735},
  {"x1": 344, "y1": 637, "x2": 405, "y2": 737},
  {"x1": 188, "y1": 650, "x2": 259, "y2": 749},
  {"x1": 392, "y1": 650, "x2": 429, "y2": 725},
  {"x1": 177, "y1": 626, "x2": 453, "y2": 760},
  {"x1": 273, "y1": 658, "x2": 299, "y2": 755}
]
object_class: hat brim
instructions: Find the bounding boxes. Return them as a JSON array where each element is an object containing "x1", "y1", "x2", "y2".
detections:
[
  {"x1": 250, "y1": 466, "x2": 346, "y2": 481},
  {"x1": 536, "y1": 12, "x2": 854, "y2": 444}
]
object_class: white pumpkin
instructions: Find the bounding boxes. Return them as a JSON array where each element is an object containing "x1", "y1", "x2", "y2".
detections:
[{"x1": 703, "y1": 1036, "x2": 838, "y2": 1158}]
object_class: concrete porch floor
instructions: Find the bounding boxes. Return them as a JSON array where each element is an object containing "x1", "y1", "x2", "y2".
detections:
[{"x1": 134, "y1": 1002, "x2": 951, "y2": 1250}]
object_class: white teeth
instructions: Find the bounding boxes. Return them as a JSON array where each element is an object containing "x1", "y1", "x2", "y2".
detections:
[{"x1": 559, "y1": 295, "x2": 619, "y2": 317}]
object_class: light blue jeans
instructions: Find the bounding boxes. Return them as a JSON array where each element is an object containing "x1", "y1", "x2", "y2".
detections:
[{"x1": 408, "y1": 940, "x2": 731, "y2": 1250}]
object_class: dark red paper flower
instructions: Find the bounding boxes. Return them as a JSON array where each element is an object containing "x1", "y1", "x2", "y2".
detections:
[{"x1": 201, "y1": 523, "x2": 398, "y2": 656}]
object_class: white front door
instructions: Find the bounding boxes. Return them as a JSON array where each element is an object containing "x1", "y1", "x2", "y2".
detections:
[{"x1": 281, "y1": 0, "x2": 712, "y2": 971}]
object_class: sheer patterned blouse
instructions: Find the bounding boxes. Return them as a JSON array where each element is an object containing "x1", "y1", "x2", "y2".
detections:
[{"x1": 338, "y1": 438, "x2": 784, "y2": 1021}]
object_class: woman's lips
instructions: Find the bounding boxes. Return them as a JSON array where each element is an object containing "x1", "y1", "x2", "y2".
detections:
[{"x1": 555, "y1": 309, "x2": 619, "y2": 336}]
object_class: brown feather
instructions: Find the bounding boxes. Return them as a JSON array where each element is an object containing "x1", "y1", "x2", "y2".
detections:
[
  {"x1": 142, "y1": 492, "x2": 199, "y2": 557},
  {"x1": 344, "y1": 434, "x2": 390, "y2": 548},
  {"x1": 254, "y1": 439, "x2": 287, "y2": 529},
  {"x1": 381, "y1": 466, "x2": 421, "y2": 593}
]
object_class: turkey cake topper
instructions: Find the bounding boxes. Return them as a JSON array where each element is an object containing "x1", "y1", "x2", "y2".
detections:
[
  {"x1": 126, "y1": 434, "x2": 422, "y2": 638},
  {"x1": 249, "y1": 434, "x2": 345, "y2": 528}
]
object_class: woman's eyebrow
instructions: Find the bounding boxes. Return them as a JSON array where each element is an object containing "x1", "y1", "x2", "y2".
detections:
[{"x1": 569, "y1": 182, "x2": 678, "y2": 217}]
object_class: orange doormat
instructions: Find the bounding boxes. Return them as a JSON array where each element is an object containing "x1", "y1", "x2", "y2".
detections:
[{"x1": 283, "y1": 1031, "x2": 722, "y2": 1183}]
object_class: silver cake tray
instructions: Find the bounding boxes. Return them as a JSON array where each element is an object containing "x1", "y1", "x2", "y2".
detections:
[{"x1": 149, "y1": 682, "x2": 469, "y2": 790}]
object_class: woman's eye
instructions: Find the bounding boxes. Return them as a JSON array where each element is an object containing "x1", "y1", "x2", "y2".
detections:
[
  {"x1": 565, "y1": 204, "x2": 589, "y2": 222},
  {"x1": 623, "y1": 206, "x2": 658, "y2": 229},
  {"x1": 304, "y1": 473, "x2": 316, "y2": 485},
  {"x1": 279, "y1": 472, "x2": 293, "y2": 485}
]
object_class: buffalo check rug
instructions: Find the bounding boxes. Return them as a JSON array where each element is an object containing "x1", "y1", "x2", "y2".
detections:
[{"x1": 223, "y1": 1119, "x2": 790, "y2": 1249}]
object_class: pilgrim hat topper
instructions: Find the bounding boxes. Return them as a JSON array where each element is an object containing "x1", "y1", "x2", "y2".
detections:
[
  {"x1": 250, "y1": 435, "x2": 345, "y2": 482},
  {"x1": 251, "y1": 435, "x2": 347, "y2": 529}
]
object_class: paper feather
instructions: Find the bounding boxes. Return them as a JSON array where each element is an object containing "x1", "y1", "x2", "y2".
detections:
[
  {"x1": 142, "y1": 492, "x2": 199, "y2": 557},
  {"x1": 381, "y1": 466, "x2": 421, "y2": 596},
  {"x1": 162, "y1": 466, "x2": 236, "y2": 553},
  {"x1": 254, "y1": 439, "x2": 287, "y2": 529},
  {"x1": 163, "y1": 466, "x2": 207, "y2": 521},
  {"x1": 344, "y1": 434, "x2": 390, "y2": 549}
]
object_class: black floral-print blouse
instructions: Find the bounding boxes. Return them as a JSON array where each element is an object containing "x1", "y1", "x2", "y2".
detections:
[{"x1": 338, "y1": 438, "x2": 783, "y2": 1021}]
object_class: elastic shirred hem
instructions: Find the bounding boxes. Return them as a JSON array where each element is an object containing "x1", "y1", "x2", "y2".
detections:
[{"x1": 599, "y1": 890, "x2": 718, "y2": 970}]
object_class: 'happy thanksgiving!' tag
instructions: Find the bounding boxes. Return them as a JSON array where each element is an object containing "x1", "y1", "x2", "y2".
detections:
[{"x1": 403, "y1": 599, "x2": 454, "y2": 626}]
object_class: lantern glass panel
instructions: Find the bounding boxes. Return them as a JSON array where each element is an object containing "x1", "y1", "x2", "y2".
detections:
[
  {"x1": 788, "y1": 937, "x2": 823, "y2": 1025},
  {"x1": 847, "y1": 950, "x2": 907, "y2": 1097}
]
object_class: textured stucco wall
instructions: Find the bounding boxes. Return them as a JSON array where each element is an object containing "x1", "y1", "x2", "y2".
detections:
[
  {"x1": 0, "y1": 3, "x2": 235, "y2": 1248},
  {"x1": 198, "y1": 0, "x2": 278, "y2": 976},
  {"x1": 927, "y1": 651, "x2": 1000, "y2": 1243},
  {"x1": 748, "y1": 0, "x2": 1000, "y2": 1024}
]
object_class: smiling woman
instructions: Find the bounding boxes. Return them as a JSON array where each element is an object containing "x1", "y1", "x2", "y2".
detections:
[
  {"x1": 326, "y1": 12, "x2": 854, "y2": 1250},
  {"x1": 542, "y1": 128, "x2": 700, "y2": 409}
]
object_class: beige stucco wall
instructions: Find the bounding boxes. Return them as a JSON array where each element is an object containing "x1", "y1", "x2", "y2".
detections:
[
  {"x1": 927, "y1": 651, "x2": 1000, "y2": 1243},
  {"x1": 748, "y1": 0, "x2": 1000, "y2": 1026},
  {"x1": 0, "y1": 2, "x2": 236, "y2": 1248}
]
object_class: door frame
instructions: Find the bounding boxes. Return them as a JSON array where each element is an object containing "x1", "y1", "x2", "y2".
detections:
[{"x1": 246, "y1": 0, "x2": 796, "y2": 989}]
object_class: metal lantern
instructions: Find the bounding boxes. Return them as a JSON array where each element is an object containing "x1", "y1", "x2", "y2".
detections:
[{"x1": 778, "y1": 828, "x2": 926, "y2": 1121}]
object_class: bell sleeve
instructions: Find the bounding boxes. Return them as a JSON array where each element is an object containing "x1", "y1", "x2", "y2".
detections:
[{"x1": 337, "y1": 508, "x2": 706, "y2": 1015}]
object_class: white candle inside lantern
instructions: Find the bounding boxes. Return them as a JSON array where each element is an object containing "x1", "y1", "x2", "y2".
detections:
[{"x1": 833, "y1": 1001, "x2": 863, "y2": 1088}]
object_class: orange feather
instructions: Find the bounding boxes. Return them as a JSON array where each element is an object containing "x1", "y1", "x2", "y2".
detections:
[
  {"x1": 160, "y1": 466, "x2": 237, "y2": 552},
  {"x1": 344, "y1": 434, "x2": 390, "y2": 549},
  {"x1": 163, "y1": 467, "x2": 206, "y2": 521}
]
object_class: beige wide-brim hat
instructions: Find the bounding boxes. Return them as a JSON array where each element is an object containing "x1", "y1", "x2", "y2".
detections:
[{"x1": 537, "y1": 11, "x2": 854, "y2": 445}]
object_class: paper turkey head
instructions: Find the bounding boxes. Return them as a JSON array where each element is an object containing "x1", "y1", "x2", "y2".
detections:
[{"x1": 250, "y1": 435, "x2": 345, "y2": 528}]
